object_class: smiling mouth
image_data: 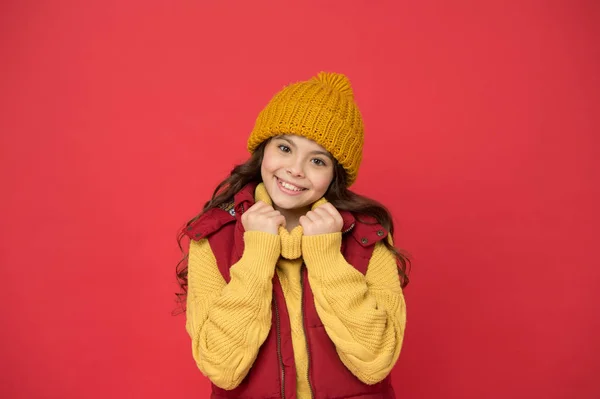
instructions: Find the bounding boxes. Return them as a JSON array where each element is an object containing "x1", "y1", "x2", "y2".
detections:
[{"x1": 276, "y1": 177, "x2": 307, "y2": 192}]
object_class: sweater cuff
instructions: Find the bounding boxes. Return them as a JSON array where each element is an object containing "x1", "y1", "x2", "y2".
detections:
[
  {"x1": 302, "y1": 232, "x2": 345, "y2": 274},
  {"x1": 240, "y1": 231, "x2": 281, "y2": 278}
]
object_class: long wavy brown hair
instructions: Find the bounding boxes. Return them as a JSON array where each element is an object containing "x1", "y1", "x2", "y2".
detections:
[{"x1": 174, "y1": 139, "x2": 411, "y2": 314}]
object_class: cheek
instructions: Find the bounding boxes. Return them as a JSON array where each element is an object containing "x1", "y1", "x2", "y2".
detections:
[
  {"x1": 312, "y1": 171, "x2": 334, "y2": 193},
  {"x1": 261, "y1": 150, "x2": 278, "y2": 174},
  {"x1": 260, "y1": 159, "x2": 269, "y2": 175}
]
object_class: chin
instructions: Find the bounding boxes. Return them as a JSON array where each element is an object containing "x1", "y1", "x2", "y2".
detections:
[
  {"x1": 277, "y1": 199, "x2": 310, "y2": 211},
  {"x1": 271, "y1": 193, "x2": 309, "y2": 209}
]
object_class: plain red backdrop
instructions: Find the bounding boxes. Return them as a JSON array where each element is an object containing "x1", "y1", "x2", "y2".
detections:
[{"x1": 1, "y1": 1, "x2": 598, "y2": 398}]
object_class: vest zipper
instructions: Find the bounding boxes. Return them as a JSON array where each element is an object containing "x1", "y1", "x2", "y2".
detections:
[
  {"x1": 342, "y1": 222, "x2": 355, "y2": 234},
  {"x1": 300, "y1": 264, "x2": 315, "y2": 399},
  {"x1": 273, "y1": 298, "x2": 285, "y2": 399}
]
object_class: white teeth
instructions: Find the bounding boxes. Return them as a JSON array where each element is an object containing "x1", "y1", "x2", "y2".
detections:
[{"x1": 279, "y1": 179, "x2": 304, "y2": 191}]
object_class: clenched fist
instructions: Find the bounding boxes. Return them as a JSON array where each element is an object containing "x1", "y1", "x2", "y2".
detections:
[
  {"x1": 299, "y1": 203, "x2": 343, "y2": 236},
  {"x1": 241, "y1": 201, "x2": 286, "y2": 235}
]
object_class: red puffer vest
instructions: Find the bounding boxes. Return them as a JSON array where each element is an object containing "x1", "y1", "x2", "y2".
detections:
[{"x1": 184, "y1": 182, "x2": 397, "y2": 399}]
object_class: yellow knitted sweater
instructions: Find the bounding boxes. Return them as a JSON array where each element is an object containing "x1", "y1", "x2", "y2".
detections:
[{"x1": 185, "y1": 183, "x2": 406, "y2": 398}]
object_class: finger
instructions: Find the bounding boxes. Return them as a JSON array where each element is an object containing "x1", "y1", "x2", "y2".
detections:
[
  {"x1": 312, "y1": 207, "x2": 337, "y2": 225},
  {"x1": 318, "y1": 203, "x2": 341, "y2": 219},
  {"x1": 248, "y1": 201, "x2": 267, "y2": 213},
  {"x1": 304, "y1": 211, "x2": 320, "y2": 222},
  {"x1": 312, "y1": 207, "x2": 333, "y2": 219},
  {"x1": 255, "y1": 203, "x2": 276, "y2": 215},
  {"x1": 299, "y1": 215, "x2": 309, "y2": 227},
  {"x1": 276, "y1": 215, "x2": 286, "y2": 228},
  {"x1": 264, "y1": 210, "x2": 283, "y2": 219},
  {"x1": 317, "y1": 203, "x2": 343, "y2": 226}
]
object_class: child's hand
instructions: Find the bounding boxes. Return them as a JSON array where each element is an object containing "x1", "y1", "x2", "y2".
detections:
[
  {"x1": 299, "y1": 203, "x2": 343, "y2": 236},
  {"x1": 241, "y1": 201, "x2": 286, "y2": 235}
]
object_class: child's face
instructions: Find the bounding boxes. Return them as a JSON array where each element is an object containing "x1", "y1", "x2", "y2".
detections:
[{"x1": 261, "y1": 135, "x2": 335, "y2": 213}]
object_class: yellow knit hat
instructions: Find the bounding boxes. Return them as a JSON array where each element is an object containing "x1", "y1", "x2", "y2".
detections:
[{"x1": 247, "y1": 72, "x2": 364, "y2": 186}]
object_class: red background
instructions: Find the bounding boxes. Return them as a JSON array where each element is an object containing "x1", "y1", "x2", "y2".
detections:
[{"x1": 1, "y1": 1, "x2": 598, "y2": 398}]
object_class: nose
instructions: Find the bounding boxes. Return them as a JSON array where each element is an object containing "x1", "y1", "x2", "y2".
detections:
[{"x1": 286, "y1": 158, "x2": 305, "y2": 178}]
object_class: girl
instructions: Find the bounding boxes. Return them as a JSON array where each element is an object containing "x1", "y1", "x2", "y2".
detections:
[{"x1": 176, "y1": 72, "x2": 410, "y2": 399}]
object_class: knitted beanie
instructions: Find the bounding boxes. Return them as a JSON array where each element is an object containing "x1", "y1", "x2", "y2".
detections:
[{"x1": 247, "y1": 72, "x2": 364, "y2": 186}]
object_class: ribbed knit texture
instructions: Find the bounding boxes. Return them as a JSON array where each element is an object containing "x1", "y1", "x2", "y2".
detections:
[
  {"x1": 186, "y1": 231, "x2": 280, "y2": 389},
  {"x1": 247, "y1": 72, "x2": 364, "y2": 186},
  {"x1": 185, "y1": 183, "x2": 406, "y2": 397},
  {"x1": 302, "y1": 233, "x2": 406, "y2": 384}
]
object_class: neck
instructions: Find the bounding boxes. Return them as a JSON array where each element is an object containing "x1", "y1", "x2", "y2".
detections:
[{"x1": 275, "y1": 205, "x2": 310, "y2": 232}]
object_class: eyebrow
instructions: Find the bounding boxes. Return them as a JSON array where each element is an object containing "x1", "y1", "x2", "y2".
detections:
[{"x1": 276, "y1": 136, "x2": 333, "y2": 160}]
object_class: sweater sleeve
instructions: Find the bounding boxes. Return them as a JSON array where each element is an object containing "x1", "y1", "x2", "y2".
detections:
[
  {"x1": 185, "y1": 231, "x2": 281, "y2": 390},
  {"x1": 301, "y1": 232, "x2": 406, "y2": 385}
]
